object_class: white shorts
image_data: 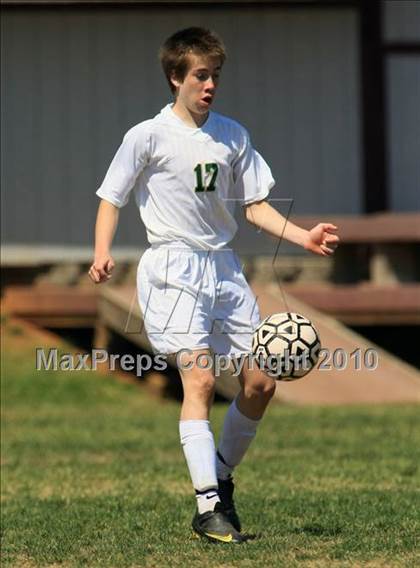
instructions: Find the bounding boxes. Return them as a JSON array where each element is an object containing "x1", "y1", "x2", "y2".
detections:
[{"x1": 137, "y1": 247, "x2": 261, "y2": 357}]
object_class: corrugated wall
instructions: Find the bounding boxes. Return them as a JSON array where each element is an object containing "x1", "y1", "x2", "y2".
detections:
[
  {"x1": 384, "y1": 0, "x2": 420, "y2": 212},
  {"x1": 1, "y1": 5, "x2": 362, "y2": 252}
]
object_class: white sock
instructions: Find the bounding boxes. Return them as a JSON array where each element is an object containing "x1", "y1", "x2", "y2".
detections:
[
  {"x1": 179, "y1": 419, "x2": 221, "y2": 514},
  {"x1": 216, "y1": 398, "x2": 260, "y2": 480},
  {"x1": 194, "y1": 488, "x2": 220, "y2": 515}
]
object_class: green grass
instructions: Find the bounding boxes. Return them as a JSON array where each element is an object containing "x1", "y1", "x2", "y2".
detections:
[{"x1": 1, "y1": 322, "x2": 420, "y2": 567}]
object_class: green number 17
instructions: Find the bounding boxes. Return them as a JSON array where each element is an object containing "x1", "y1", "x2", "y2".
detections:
[{"x1": 194, "y1": 162, "x2": 218, "y2": 192}]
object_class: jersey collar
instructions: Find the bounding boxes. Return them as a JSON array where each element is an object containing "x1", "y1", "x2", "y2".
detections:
[{"x1": 160, "y1": 104, "x2": 213, "y2": 134}]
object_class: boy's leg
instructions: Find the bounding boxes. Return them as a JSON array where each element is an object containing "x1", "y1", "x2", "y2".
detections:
[
  {"x1": 177, "y1": 349, "x2": 244, "y2": 543},
  {"x1": 211, "y1": 253, "x2": 276, "y2": 476},
  {"x1": 177, "y1": 349, "x2": 220, "y2": 514},
  {"x1": 216, "y1": 365, "x2": 276, "y2": 528},
  {"x1": 217, "y1": 364, "x2": 276, "y2": 476}
]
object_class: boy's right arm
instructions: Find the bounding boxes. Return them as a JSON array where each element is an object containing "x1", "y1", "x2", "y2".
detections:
[{"x1": 89, "y1": 199, "x2": 119, "y2": 284}]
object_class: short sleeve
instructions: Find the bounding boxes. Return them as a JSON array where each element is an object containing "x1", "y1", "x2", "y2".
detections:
[
  {"x1": 96, "y1": 124, "x2": 150, "y2": 208},
  {"x1": 232, "y1": 130, "x2": 275, "y2": 206}
]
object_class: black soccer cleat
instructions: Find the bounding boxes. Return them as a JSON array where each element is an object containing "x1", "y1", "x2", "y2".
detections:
[
  {"x1": 217, "y1": 476, "x2": 241, "y2": 532},
  {"x1": 192, "y1": 502, "x2": 245, "y2": 543}
]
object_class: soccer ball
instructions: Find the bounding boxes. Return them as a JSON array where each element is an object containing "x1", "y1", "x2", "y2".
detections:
[{"x1": 252, "y1": 312, "x2": 321, "y2": 380}]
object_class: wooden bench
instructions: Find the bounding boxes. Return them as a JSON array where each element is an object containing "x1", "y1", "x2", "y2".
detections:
[
  {"x1": 280, "y1": 283, "x2": 420, "y2": 325},
  {"x1": 2, "y1": 285, "x2": 98, "y2": 328},
  {"x1": 292, "y1": 212, "x2": 420, "y2": 284},
  {"x1": 291, "y1": 212, "x2": 420, "y2": 243}
]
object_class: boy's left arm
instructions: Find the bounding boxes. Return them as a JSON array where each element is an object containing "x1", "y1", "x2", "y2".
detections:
[{"x1": 244, "y1": 199, "x2": 339, "y2": 256}]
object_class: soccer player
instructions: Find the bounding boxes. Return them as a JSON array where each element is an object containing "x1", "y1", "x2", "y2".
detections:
[{"x1": 89, "y1": 27, "x2": 339, "y2": 544}]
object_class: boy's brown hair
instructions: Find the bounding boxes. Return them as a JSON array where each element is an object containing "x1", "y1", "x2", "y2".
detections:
[{"x1": 159, "y1": 27, "x2": 226, "y2": 94}]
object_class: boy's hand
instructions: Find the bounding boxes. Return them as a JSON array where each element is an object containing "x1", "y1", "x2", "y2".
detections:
[
  {"x1": 88, "y1": 254, "x2": 115, "y2": 283},
  {"x1": 304, "y1": 223, "x2": 339, "y2": 256}
]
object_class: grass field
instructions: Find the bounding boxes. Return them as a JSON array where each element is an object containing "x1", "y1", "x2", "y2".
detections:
[{"x1": 1, "y1": 320, "x2": 420, "y2": 567}]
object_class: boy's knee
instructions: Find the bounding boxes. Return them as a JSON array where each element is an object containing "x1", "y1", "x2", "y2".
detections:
[
  {"x1": 182, "y1": 368, "x2": 216, "y2": 402},
  {"x1": 243, "y1": 376, "x2": 276, "y2": 402},
  {"x1": 195, "y1": 371, "x2": 216, "y2": 396}
]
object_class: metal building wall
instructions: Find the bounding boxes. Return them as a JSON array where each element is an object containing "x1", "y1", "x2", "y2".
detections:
[
  {"x1": 384, "y1": 1, "x2": 420, "y2": 212},
  {"x1": 1, "y1": 5, "x2": 362, "y2": 252}
]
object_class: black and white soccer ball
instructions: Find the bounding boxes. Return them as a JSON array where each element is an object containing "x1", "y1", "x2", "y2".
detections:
[{"x1": 252, "y1": 312, "x2": 321, "y2": 380}]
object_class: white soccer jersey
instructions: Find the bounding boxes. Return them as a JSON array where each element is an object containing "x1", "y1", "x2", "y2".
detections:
[{"x1": 97, "y1": 104, "x2": 275, "y2": 250}]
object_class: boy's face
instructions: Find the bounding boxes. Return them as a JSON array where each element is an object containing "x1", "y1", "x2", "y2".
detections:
[{"x1": 171, "y1": 53, "x2": 222, "y2": 116}]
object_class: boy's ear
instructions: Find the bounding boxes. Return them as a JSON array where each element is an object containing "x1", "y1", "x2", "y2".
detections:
[{"x1": 170, "y1": 71, "x2": 182, "y2": 91}]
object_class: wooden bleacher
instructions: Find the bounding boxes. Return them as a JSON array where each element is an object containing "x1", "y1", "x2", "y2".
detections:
[
  {"x1": 281, "y1": 284, "x2": 420, "y2": 325},
  {"x1": 284, "y1": 212, "x2": 420, "y2": 323},
  {"x1": 96, "y1": 284, "x2": 420, "y2": 405},
  {"x1": 2, "y1": 285, "x2": 98, "y2": 328},
  {"x1": 2, "y1": 212, "x2": 419, "y2": 405},
  {"x1": 291, "y1": 212, "x2": 420, "y2": 243},
  {"x1": 1, "y1": 213, "x2": 419, "y2": 328}
]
